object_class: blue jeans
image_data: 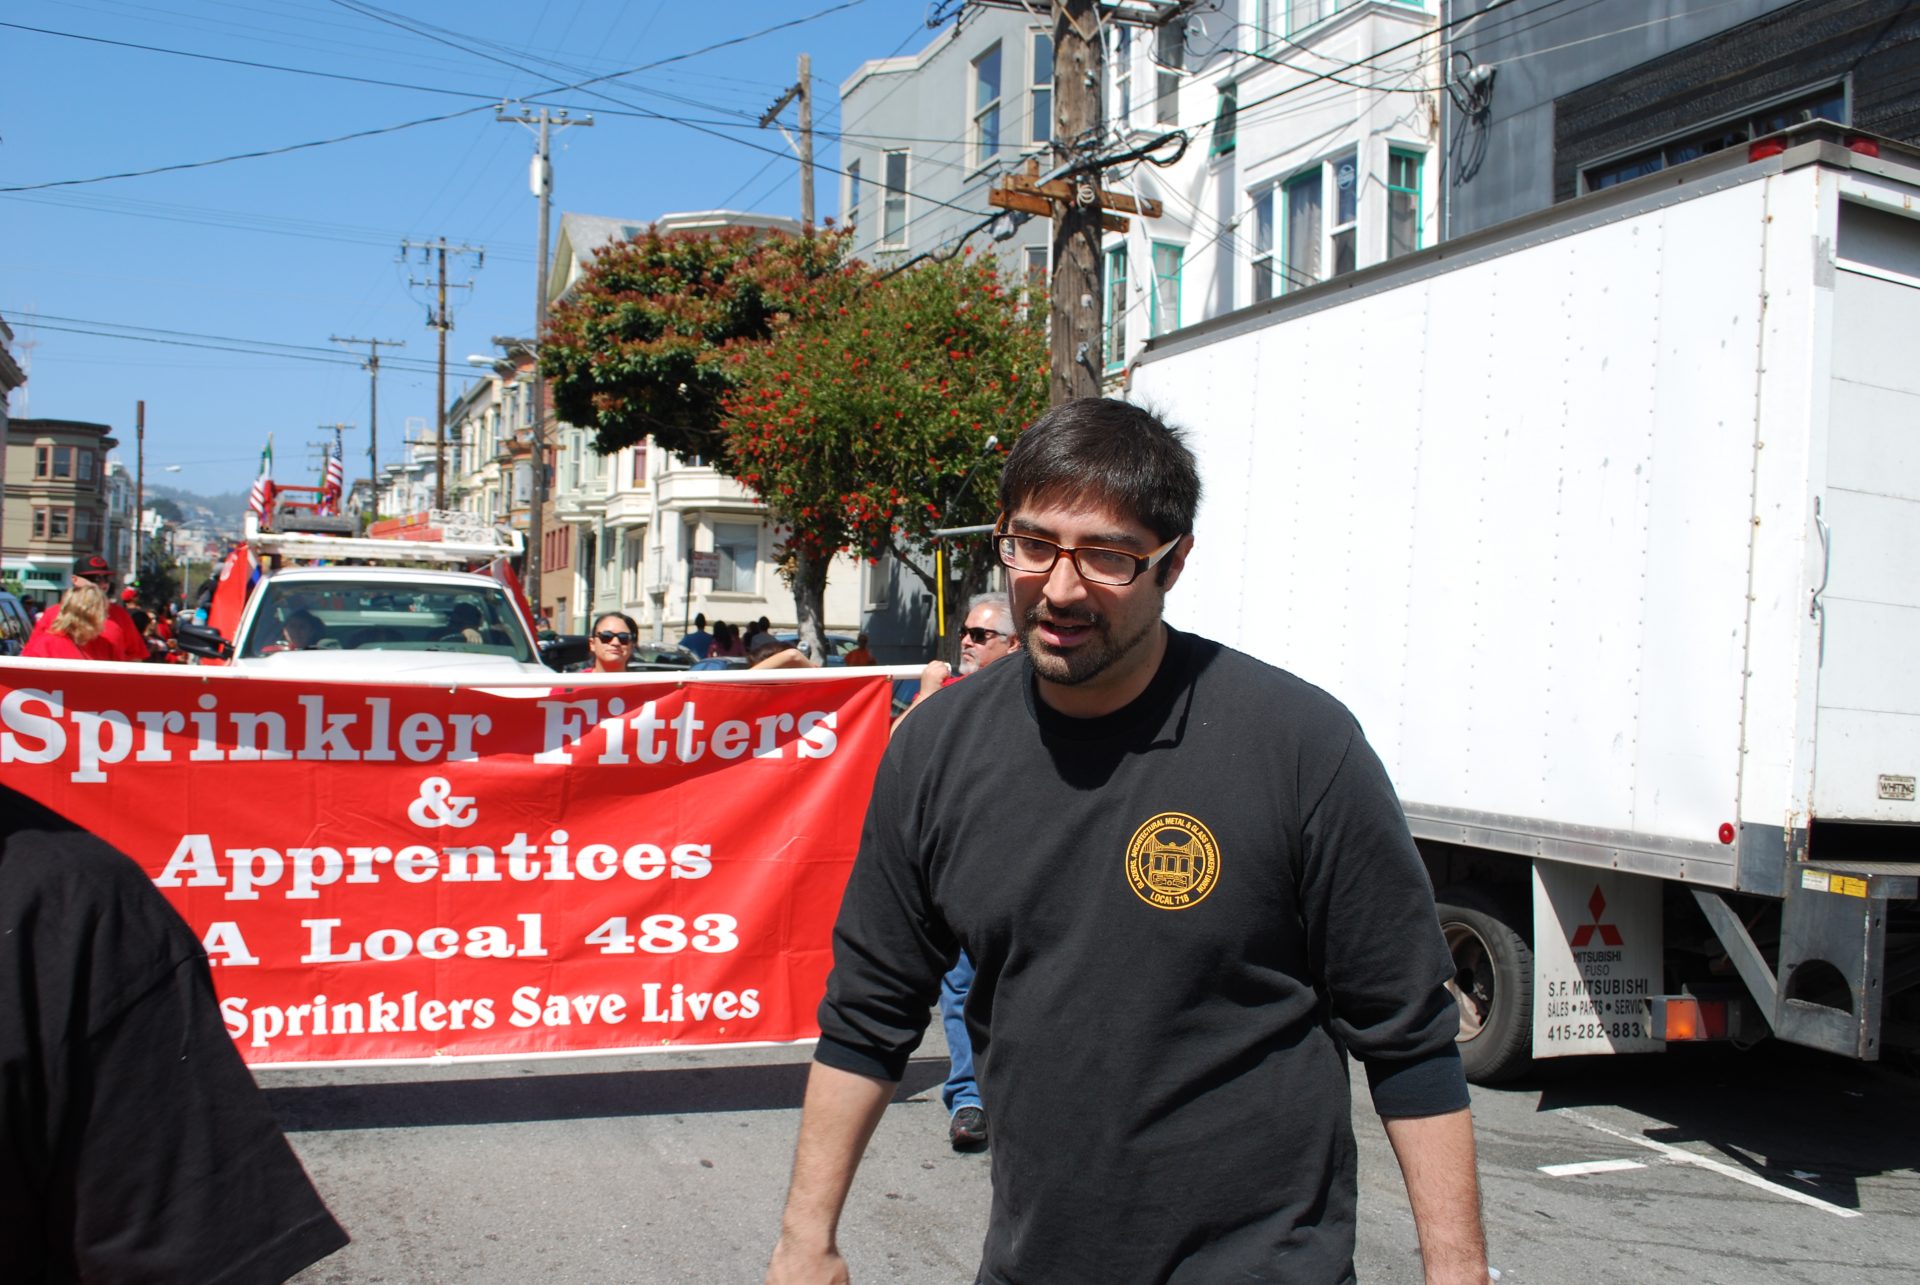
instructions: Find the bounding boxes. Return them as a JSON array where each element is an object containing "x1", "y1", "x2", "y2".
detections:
[{"x1": 940, "y1": 951, "x2": 980, "y2": 1113}]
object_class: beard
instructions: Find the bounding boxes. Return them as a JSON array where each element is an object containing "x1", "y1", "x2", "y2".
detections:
[
  {"x1": 1017, "y1": 601, "x2": 1161, "y2": 687},
  {"x1": 957, "y1": 652, "x2": 980, "y2": 676}
]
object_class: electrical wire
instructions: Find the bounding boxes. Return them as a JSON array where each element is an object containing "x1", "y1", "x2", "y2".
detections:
[{"x1": 0, "y1": 0, "x2": 876, "y2": 195}]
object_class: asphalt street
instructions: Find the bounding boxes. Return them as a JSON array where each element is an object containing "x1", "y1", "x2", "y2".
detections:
[{"x1": 276, "y1": 1033, "x2": 1919, "y2": 1284}]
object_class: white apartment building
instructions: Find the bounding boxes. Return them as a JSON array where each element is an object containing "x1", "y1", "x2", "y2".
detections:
[{"x1": 1100, "y1": 0, "x2": 1441, "y2": 373}]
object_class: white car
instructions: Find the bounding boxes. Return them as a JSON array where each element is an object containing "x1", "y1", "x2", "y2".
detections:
[{"x1": 179, "y1": 565, "x2": 565, "y2": 679}]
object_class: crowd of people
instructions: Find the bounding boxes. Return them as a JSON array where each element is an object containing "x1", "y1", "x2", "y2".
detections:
[{"x1": 18, "y1": 554, "x2": 178, "y2": 664}]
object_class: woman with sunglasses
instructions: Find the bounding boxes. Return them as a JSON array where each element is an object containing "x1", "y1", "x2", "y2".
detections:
[{"x1": 587, "y1": 611, "x2": 640, "y2": 673}]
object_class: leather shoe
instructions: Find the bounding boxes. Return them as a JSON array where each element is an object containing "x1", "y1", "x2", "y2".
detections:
[{"x1": 949, "y1": 1105, "x2": 988, "y2": 1152}]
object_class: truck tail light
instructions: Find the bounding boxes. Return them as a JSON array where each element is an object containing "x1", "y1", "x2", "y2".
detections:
[
  {"x1": 1846, "y1": 135, "x2": 1882, "y2": 158},
  {"x1": 1649, "y1": 996, "x2": 1730, "y2": 1041},
  {"x1": 1749, "y1": 139, "x2": 1788, "y2": 162}
]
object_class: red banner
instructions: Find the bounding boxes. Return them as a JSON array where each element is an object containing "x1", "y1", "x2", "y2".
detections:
[{"x1": 0, "y1": 661, "x2": 890, "y2": 1065}]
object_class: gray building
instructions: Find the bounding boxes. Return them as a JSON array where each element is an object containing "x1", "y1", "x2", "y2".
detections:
[
  {"x1": 1442, "y1": 0, "x2": 1920, "y2": 236},
  {"x1": 837, "y1": 8, "x2": 1056, "y2": 282}
]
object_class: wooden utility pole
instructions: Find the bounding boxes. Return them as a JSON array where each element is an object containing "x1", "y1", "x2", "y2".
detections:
[
  {"x1": 402, "y1": 238, "x2": 483, "y2": 510},
  {"x1": 759, "y1": 54, "x2": 816, "y2": 227},
  {"x1": 499, "y1": 105, "x2": 592, "y2": 615},
  {"x1": 1052, "y1": 0, "x2": 1105, "y2": 402},
  {"x1": 133, "y1": 399, "x2": 145, "y2": 579},
  {"x1": 330, "y1": 335, "x2": 405, "y2": 507}
]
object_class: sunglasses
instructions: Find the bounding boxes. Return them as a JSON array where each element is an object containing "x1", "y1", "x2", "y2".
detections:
[
  {"x1": 594, "y1": 631, "x2": 635, "y2": 645},
  {"x1": 960, "y1": 625, "x2": 1012, "y2": 645}
]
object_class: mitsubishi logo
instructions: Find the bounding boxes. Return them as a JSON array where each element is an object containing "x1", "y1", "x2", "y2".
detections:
[{"x1": 1570, "y1": 885, "x2": 1624, "y2": 947}]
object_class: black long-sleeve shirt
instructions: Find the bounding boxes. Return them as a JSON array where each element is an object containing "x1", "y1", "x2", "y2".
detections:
[{"x1": 817, "y1": 628, "x2": 1465, "y2": 1284}]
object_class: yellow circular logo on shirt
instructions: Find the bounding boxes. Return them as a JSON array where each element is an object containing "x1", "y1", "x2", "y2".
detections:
[{"x1": 1124, "y1": 812, "x2": 1221, "y2": 911}]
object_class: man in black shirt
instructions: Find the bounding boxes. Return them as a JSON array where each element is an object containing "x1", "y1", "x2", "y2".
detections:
[
  {"x1": 0, "y1": 786, "x2": 348, "y2": 1283},
  {"x1": 767, "y1": 399, "x2": 1487, "y2": 1284}
]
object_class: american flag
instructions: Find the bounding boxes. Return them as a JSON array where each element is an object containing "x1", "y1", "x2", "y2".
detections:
[
  {"x1": 321, "y1": 442, "x2": 344, "y2": 515},
  {"x1": 247, "y1": 437, "x2": 273, "y2": 518}
]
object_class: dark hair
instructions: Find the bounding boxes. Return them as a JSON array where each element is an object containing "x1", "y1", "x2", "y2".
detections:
[
  {"x1": 999, "y1": 398, "x2": 1200, "y2": 543},
  {"x1": 694, "y1": 613, "x2": 707, "y2": 629},
  {"x1": 593, "y1": 611, "x2": 639, "y2": 636}
]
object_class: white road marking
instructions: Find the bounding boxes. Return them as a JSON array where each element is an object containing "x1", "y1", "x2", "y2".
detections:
[
  {"x1": 1557, "y1": 1109, "x2": 1864, "y2": 1219},
  {"x1": 1539, "y1": 1158, "x2": 1648, "y2": 1178}
]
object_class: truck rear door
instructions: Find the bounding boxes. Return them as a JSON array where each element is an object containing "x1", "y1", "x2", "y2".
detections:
[{"x1": 1812, "y1": 200, "x2": 1920, "y2": 821}]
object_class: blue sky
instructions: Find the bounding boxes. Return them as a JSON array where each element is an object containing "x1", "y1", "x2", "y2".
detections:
[{"x1": 2, "y1": 0, "x2": 943, "y2": 499}]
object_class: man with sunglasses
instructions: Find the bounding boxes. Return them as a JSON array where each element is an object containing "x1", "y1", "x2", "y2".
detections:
[
  {"x1": 587, "y1": 612, "x2": 639, "y2": 673},
  {"x1": 769, "y1": 399, "x2": 1485, "y2": 1285}
]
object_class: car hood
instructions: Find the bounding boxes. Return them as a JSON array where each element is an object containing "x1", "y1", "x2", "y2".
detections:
[{"x1": 235, "y1": 650, "x2": 557, "y2": 680}]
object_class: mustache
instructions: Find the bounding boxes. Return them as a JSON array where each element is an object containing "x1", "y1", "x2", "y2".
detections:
[{"x1": 1023, "y1": 605, "x2": 1103, "y2": 629}]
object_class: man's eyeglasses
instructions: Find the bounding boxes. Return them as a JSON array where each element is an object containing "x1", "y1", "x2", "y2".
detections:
[
  {"x1": 994, "y1": 525, "x2": 1181, "y2": 587},
  {"x1": 594, "y1": 631, "x2": 635, "y2": 645},
  {"x1": 960, "y1": 625, "x2": 1012, "y2": 645}
]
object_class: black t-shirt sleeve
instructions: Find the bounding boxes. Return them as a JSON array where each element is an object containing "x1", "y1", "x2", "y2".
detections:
[
  {"x1": 814, "y1": 745, "x2": 954, "y2": 1082},
  {"x1": 65, "y1": 955, "x2": 349, "y2": 1285},
  {"x1": 1296, "y1": 722, "x2": 1470, "y2": 1119},
  {"x1": 0, "y1": 798, "x2": 348, "y2": 1284}
]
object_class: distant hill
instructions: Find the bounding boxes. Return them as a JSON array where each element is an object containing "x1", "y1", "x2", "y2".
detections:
[{"x1": 146, "y1": 482, "x2": 249, "y2": 524}]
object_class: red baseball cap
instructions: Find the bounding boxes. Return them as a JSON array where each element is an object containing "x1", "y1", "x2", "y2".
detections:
[{"x1": 122, "y1": 587, "x2": 138, "y2": 603}]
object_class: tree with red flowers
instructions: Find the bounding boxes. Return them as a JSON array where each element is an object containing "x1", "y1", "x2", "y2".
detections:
[
  {"x1": 721, "y1": 251, "x2": 1048, "y2": 654},
  {"x1": 541, "y1": 224, "x2": 853, "y2": 465}
]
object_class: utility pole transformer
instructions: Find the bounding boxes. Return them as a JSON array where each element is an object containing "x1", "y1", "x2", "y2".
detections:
[
  {"x1": 498, "y1": 105, "x2": 592, "y2": 616},
  {"x1": 330, "y1": 335, "x2": 406, "y2": 510},
  {"x1": 759, "y1": 55, "x2": 816, "y2": 227},
  {"x1": 401, "y1": 238, "x2": 483, "y2": 510},
  {"x1": 1052, "y1": 0, "x2": 1105, "y2": 403}
]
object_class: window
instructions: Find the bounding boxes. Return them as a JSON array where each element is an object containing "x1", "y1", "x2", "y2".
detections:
[
  {"x1": 1288, "y1": 0, "x2": 1333, "y2": 33},
  {"x1": 1024, "y1": 244, "x2": 1049, "y2": 292},
  {"x1": 1113, "y1": 27, "x2": 1132, "y2": 127},
  {"x1": 51, "y1": 446, "x2": 73, "y2": 480},
  {"x1": 1283, "y1": 169, "x2": 1321, "y2": 292},
  {"x1": 1583, "y1": 85, "x2": 1845, "y2": 192},
  {"x1": 1210, "y1": 84, "x2": 1238, "y2": 157},
  {"x1": 1104, "y1": 245, "x2": 1129, "y2": 371},
  {"x1": 712, "y1": 521, "x2": 758, "y2": 593},
  {"x1": 847, "y1": 158, "x2": 862, "y2": 232},
  {"x1": 32, "y1": 508, "x2": 46, "y2": 539},
  {"x1": 1387, "y1": 148, "x2": 1423, "y2": 258},
  {"x1": 50, "y1": 509, "x2": 71, "y2": 540},
  {"x1": 1155, "y1": 21, "x2": 1184, "y2": 125},
  {"x1": 1330, "y1": 151, "x2": 1358, "y2": 278},
  {"x1": 631, "y1": 441, "x2": 649, "y2": 487},
  {"x1": 1029, "y1": 31, "x2": 1053, "y2": 145},
  {"x1": 1150, "y1": 242, "x2": 1183, "y2": 337},
  {"x1": 34, "y1": 445, "x2": 49, "y2": 478},
  {"x1": 882, "y1": 150, "x2": 909, "y2": 248},
  {"x1": 972, "y1": 44, "x2": 1003, "y2": 169},
  {"x1": 1250, "y1": 185, "x2": 1278, "y2": 303},
  {"x1": 77, "y1": 450, "x2": 95, "y2": 481},
  {"x1": 72, "y1": 511, "x2": 93, "y2": 545},
  {"x1": 567, "y1": 433, "x2": 582, "y2": 490},
  {"x1": 1254, "y1": 1, "x2": 1278, "y2": 52}
]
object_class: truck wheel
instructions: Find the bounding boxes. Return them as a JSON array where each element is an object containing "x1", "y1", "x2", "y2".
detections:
[{"x1": 1436, "y1": 889, "x2": 1534, "y2": 1084}]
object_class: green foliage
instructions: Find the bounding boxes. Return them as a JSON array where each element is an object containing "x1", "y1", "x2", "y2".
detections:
[
  {"x1": 540, "y1": 225, "x2": 852, "y2": 467},
  {"x1": 721, "y1": 251, "x2": 1048, "y2": 575}
]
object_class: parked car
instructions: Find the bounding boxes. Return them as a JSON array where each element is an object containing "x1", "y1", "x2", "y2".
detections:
[
  {"x1": 0, "y1": 591, "x2": 32, "y2": 656},
  {"x1": 562, "y1": 641, "x2": 697, "y2": 674},
  {"x1": 772, "y1": 631, "x2": 862, "y2": 665}
]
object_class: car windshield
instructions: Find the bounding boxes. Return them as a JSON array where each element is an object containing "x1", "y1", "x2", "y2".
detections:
[{"x1": 240, "y1": 579, "x2": 536, "y2": 662}]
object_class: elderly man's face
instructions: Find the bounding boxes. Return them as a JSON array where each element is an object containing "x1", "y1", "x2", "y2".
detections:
[{"x1": 958, "y1": 603, "x2": 1018, "y2": 675}]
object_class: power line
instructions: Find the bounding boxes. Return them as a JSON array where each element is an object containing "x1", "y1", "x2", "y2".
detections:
[
  {"x1": 0, "y1": 103, "x2": 495, "y2": 194},
  {"x1": 0, "y1": 0, "x2": 874, "y2": 194}
]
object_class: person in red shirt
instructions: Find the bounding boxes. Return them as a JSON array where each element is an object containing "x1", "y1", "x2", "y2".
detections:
[
  {"x1": 27, "y1": 556, "x2": 148, "y2": 662},
  {"x1": 22, "y1": 582, "x2": 106, "y2": 661}
]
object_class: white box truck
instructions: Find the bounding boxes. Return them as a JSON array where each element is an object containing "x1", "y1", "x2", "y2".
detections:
[{"x1": 1132, "y1": 124, "x2": 1920, "y2": 1082}]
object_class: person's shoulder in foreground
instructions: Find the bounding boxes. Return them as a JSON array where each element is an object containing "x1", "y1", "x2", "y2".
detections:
[{"x1": 0, "y1": 786, "x2": 349, "y2": 1285}]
